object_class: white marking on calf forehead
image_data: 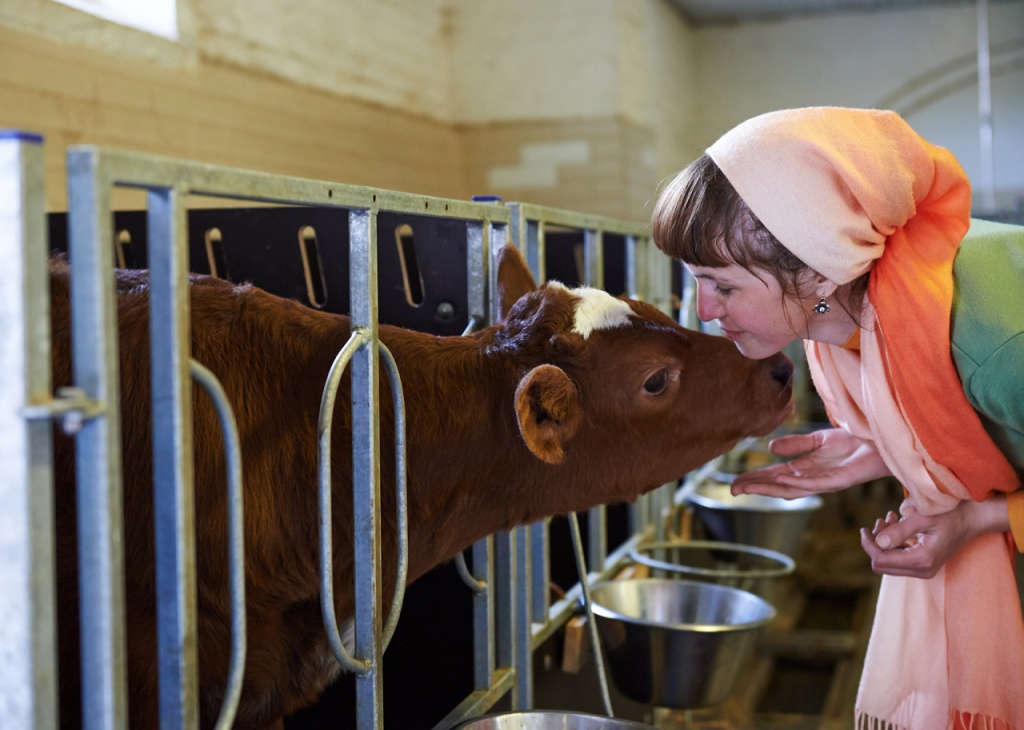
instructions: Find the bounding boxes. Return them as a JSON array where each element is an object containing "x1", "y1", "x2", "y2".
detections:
[{"x1": 546, "y1": 280, "x2": 634, "y2": 339}]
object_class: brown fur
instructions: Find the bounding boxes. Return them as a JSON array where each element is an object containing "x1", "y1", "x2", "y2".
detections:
[{"x1": 51, "y1": 245, "x2": 792, "y2": 729}]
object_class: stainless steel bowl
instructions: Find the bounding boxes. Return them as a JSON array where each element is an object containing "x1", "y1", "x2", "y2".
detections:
[
  {"x1": 449, "y1": 711, "x2": 656, "y2": 729},
  {"x1": 629, "y1": 540, "x2": 794, "y2": 599},
  {"x1": 684, "y1": 480, "x2": 822, "y2": 557},
  {"x1": 589, "y1": 578, "x2": 775, "y2": 709}
]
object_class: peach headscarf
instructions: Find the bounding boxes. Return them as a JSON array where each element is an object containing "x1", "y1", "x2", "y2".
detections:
[{"x1": 709, "y1": 107, "x2": 1024, "y2": 729}]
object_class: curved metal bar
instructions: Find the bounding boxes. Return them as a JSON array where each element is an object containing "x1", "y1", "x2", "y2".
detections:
[
  {"x1": 318, "y1": 330, "x2": 372, "y2": 675},
  {"x1": 377, "y1": 342, "x2": 408, "y2": 648},
  {"x1": 460, "y1": 316, "x2": 483, "y2": 338},
  {"x1": 453, "y1": 315, "x2": 489, "y2": 594},
  {"x1": 569, "y1": 511, "x2": 615, "y2": 718},
  {"x1": 189, "y1": 360, "x2": 246, "y2": 730},
  {"x1": 629, "y1": 540, "x2": 795, "y2": 581},
  {"x1": 455, "y1": 550, "x2": 488, "y2": 595}
]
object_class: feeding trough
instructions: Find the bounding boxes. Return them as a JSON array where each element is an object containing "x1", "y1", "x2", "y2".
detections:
[
  {"x1": 449, "y1": 711, "x2": 656, "y2": 729},
  {"x1": 684, "y1": 478, "x2": 822, "y2": 557},
  {"x1": 629, "y1": 540, "x2": 794, "y2": 600},
  {"x1": 589, "y1": 578, "x2": 775, "y2": 709}
]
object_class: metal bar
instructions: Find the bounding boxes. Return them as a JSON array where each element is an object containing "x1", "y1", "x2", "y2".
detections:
[
  {"x1": 471, "y1": 537, "x2": 495, "y2": 690},
  {"x1": 188, "y1": 361, "x2": 246, "y2": 730},
  {"x1": 319, "y1": 331, "x2": 372, "y2": 674},
  {"x1": 377, "y1": 342, "x2": 408, "y2": 648},
  {"x1": 505, "y1": 202, "x2": 647, "y2": 237},
  {"x1": 977, "y1": 0, "x2": 996, "y2": 213},
  {"x1": 568, "y1": 512, "x2": 613, "y2": 717},
  {"x1": 529, "y1": 520, "x2": 549, "y2": 624},
  {"x1": 493, "y1": 530, "x2": 516, "y2": 675},
  {"x1": 625, "y1": 234, "x2": 647, "y2": 538},
  {"x1": 454, "y1": 262, "x2": 495, "y2": 693},
  {"x1": 513, "y1": 524, "x2": 532, "y2": 710},
  {"x1": 66, "y1": 146, "x2": 512, "y2": 224},
  {"x1": 0, "y1": 130, "x2": 58, "y2": 730},
  {"x1": 67, "y1": 147, "x2": 129, "y2": 730},
  {"x1": 349, "y1": 208, "x2": 384, "y2": 729},
  {"x1": 583, "y1": 229, "x2": 608, "y2": 572},
  {"x1": 148, "y1": 185, "x2": 199, "y2": 730}
]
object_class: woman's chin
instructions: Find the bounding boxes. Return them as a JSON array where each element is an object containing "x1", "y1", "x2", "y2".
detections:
[{"x1": 733, "y1": 340, "x2": 777, "y2": 360}]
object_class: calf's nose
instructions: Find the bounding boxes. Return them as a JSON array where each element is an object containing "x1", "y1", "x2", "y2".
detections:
[{"x1": 768, "y1": 354, "x2": 794, "y2": 387}]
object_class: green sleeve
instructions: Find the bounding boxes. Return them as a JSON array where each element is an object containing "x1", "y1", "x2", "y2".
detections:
[{"x1": 950, "y1": 219, "x2": 1024, "y2": 471}]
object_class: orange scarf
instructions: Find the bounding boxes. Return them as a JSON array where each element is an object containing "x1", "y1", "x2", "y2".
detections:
[{"x1": 710, "y1": 107, "x2": 1024, "y2": 729}]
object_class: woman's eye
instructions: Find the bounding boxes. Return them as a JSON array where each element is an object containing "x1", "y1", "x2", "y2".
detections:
[
  {"x1": 643, "y1": 369, "x2": 670, "y2": 395},
  {"x1": 715, "y1": 285, "x2": 733, "y2": 296}
]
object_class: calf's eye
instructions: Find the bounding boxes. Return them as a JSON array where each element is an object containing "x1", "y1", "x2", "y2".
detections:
[{"x1": 642, "y1": 369, "x2": 670, "y2": 395}]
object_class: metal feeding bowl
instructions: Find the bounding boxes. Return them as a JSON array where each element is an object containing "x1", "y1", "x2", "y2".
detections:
[
  {"x1": 684, "y1": 478, "x2": 822, "y2": 557},
  {"x1": 449, "y1": 711, "x2": 656, "y2": 729},
  {"x1": 589, "y1": 579, "x2": 775, "y2": 709},
  {"x1": 629, "y1": 540, "x2": 794, "y2": 600}
]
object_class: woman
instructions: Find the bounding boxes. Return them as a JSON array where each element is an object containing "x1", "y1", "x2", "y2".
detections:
[{"x1": 652, "y1": 107, "x2": 1024, "y2": 729}]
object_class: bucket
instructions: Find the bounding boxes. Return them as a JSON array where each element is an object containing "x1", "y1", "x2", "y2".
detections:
[
  {"x1": 589, "y1": 578, "x2": 775, "y2": 709},
  {"x1": 684, "y1": 479, "x2": 822, "y2": 557}
]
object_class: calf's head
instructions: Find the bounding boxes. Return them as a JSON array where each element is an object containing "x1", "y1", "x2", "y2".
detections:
[{"x1": 491, "y1": 244, "x2": 792, "y2": 510}]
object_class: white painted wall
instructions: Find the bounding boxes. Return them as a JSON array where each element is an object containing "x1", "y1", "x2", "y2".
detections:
[
  {"x1": 446, "y1": 0, "x2": 620, "y2": 123},
  {"x1": 693, "y1": 3, "x2": 1024, "y2": 209}
]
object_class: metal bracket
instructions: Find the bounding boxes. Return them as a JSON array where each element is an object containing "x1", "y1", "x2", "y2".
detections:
[{"x1": 21, "y1": 387, "x2": 105, "y2": 434}]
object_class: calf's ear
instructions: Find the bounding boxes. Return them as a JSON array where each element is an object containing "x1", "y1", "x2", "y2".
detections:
[
  {"x1": 496, "y1": 243, "x2": 538, "y2": 322},
  {"x1": 514, "y1": 364, "x2": 581, "y2": 464}
]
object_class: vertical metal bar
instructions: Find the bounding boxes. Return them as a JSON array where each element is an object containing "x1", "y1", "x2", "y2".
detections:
[
  {"x1": 529, "y1": 521, "x2": 549, "y2": 623},
  {"x1": 470, "y1": 537, "x2": 494, "y2": 690},
  {"x1": 148, "y1": 186, "x2": 199, "y2": 729},
  {"x1": 977, "y1": 0, "x2": 996, "y2": 213},
  {"x1": 67, "y1": 148, "x2": 129, "y2": 730},
  {"x1": 518, "y1": 216, "x2": 552, "y2": 635},
  {"x1": 0, "y1": 131, "x2": 58, "y2": 730},
  {"x1": 349, "y1": 208, "x2": 383, "y2": 730},
  {"x1": 525, "y1": 219, "x2": 543, "y2": 282},
  {"x1": 624, "y1": 234, "x2": 647, "y2": 536},
  {"x1": 647, "y1": 236, "x2": 673, "y2": 318},
  {"x1": 625, "y1": 233, "x2": 640, "y2": 300},
  {"x1": 493, "y1": 530, "x2": 516, "y2": 680},
  {"x1": 513, "y1": 524, "x2": 532, "y2": 710},
  {"x1": 466, "y1": 221, "x2": 487, "y2": 326},
  {"x1": 583, "y1": 229, "x2": 607, "y2": 570},
  {"x1": 468, "y1": 217, "x2": 493, "y2": 690},
  {"x1": 490, "y1": 230, "x2": 518, "y2": 699}
]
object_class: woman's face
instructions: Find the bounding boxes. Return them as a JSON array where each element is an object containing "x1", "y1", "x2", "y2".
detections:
[{"x1": 686, "y1": 262, "x2": 810, "y2": 360}]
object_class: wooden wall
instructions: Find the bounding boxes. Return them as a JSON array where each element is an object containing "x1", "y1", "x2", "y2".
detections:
[{"x1": 0, "y1": 21, "x2": 467, "y2": 212}]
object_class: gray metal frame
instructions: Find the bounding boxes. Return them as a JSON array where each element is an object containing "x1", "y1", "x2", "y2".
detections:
[{"x1": 0, "y1": 131, "x2": 58, "y2": 730}]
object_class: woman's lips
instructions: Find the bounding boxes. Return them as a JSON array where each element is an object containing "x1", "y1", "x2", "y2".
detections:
[{"x1": 720, "y1": 327, "x2": 743, "y2": 341}]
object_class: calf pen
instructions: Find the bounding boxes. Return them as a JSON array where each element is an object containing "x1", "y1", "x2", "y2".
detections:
[{"x1": 3, "y1": 130, "x2": 727, "y2": 730}]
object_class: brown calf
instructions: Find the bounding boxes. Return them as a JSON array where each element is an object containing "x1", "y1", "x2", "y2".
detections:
[{"x1": 51, "y1": 244, "x2": 792, "y2": 729}]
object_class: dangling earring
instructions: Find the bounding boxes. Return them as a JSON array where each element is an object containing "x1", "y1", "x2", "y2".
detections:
[{"x1": 813, "y1": 297, "x2": 830, "y2": 315}]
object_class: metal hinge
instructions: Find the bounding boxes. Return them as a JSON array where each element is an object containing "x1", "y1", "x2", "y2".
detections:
[{"x1": 21, "y1": 387, "x2": 105, "y2": 434}]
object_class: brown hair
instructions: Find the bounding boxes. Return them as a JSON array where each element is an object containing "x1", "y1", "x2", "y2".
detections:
[{"x1": 652, "y1": 153, "x2": 867, "y2": 317}]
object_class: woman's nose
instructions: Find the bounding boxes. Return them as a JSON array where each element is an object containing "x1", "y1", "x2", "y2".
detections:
[{"x1": 695, "y1": 286, "x2": 720, "y2": 322}]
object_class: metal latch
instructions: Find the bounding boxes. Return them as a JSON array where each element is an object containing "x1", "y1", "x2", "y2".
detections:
[{"x1": 21, "y1": 387, "x2": 105, "y2": 434}]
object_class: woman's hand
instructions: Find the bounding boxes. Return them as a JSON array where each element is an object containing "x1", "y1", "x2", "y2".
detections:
[
  {"x1": 860, "y1": 496, "x2": 1010, "y2": 579},
  {"x1": 730, "y1": 428, "x2": 891, "y2": 499}
]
